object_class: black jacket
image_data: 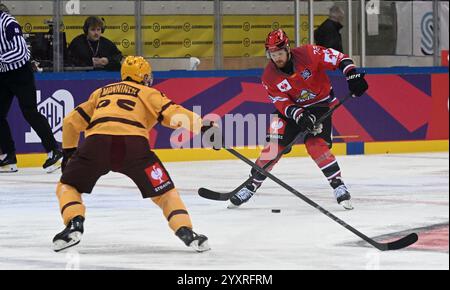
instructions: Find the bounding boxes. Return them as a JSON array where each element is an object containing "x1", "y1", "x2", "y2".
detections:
[
  {"x1": 314, "y1": 19, "x2": 343, "y2": 53},
  {"x1": 67, "y1": 34, "x2": 122, "y2": 71}
]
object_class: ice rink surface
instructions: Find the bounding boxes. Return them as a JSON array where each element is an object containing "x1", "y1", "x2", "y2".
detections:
[{"x1": 0, "y1": 152, "x2": 448, "y2": 270}]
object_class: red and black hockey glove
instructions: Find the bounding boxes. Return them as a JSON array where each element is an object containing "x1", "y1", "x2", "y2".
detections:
[
  {"x1": 346, "y1": 69, "x2": 368, "y2": 97},
  {"x1": 61, "y1": 148, "x2": 76, "y2": 173},
  {"x1": 286, "y1": 106, "x2": 323, "y2": 135}
]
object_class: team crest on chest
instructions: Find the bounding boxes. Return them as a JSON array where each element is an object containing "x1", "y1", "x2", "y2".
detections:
[
  {"x1": 296, "y1": 89, "x2": 317, "y2": 103},
  {"x1": 276, "y1": 79, "x2": 292, "y2": 92}
]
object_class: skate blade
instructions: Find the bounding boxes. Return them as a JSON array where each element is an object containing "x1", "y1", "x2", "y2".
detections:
[
  {"x1": 190, "y1": 239, "x2": 211, "y2": 252},
  {"x1": 45, "y1": 163, "x2": 61, "y2": 174},
  {"x1": 0, "y1": 164, "x2": 18, "y2": 173},
  {"x1": 227, "y1": 202, "x2": 240, "y2": 209},
  {"x1": 340, "y1": 200, "x2": 354, "y2": 210},
  {"x1": 53, "y1": 232, "x2": 82, "y2": 252}
]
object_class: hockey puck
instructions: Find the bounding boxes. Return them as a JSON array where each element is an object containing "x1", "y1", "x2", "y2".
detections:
[{"x1": 271, "y1": 209, "x2": 281, "y2": 213}]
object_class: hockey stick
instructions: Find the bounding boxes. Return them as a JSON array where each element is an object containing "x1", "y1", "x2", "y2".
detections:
[
  {"x1": 222, "y1": 146, "x2": 419, "y2": 251},
  {"x1": 199, "y1": 92, "x2": 353, "y2": 201}
]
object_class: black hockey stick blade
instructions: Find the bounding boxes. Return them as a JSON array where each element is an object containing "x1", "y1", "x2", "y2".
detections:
[
  {"x1": 198, "y1": 187, "x2": 233, "y2": 201},
  {"x1": 198, "y1": 178, "x2": 250, "y2": 201},
  {"x1": 380, "y1": 233, "x2": 419, "y2": 251}
]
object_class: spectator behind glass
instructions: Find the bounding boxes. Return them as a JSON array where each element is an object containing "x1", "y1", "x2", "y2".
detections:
[
  {"x1": 68, "y1": 16, "x2": 123, "y2": 71},
  {"x1": 314, "y1": 5, "x2": 345, "y2": 53}
]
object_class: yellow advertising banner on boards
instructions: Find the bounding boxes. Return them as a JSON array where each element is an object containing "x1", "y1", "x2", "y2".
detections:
[
  {"x1": 223, "y1": 15, "x2": 328, "y2": 57},
  {"x1": 142, "y1": 15, "x2": 214, "y2": 58},
  {"x1": 16, "y1": 16, "x2": 51, "y2": 33},
  {"x1": 223, "y1": 15, "x2": 294, "y2": 57},
  {"x1": 16, "y1": 15, "x2": 137, "y2": 56},
  {"x1": 16, "y1": 14, "x2": 327, "y2": 59}
]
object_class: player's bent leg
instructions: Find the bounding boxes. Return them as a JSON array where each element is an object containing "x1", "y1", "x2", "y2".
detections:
[
  {"x1": 151, "y1": 188, "x2": 192, "y2": 231},
  {"x1": 305, "y1": 137, "x2": 353, "y2": 210},
  {"x1": 228, "y1": 142, "x2": 286, "y2": 209},
  {"x1": 53, "y1": 182, "x2": 86, "y2": 252},
  {"x1": 123, "y1": 141, "x2": 209, "y2": 252},
  {"x1": 151, "y1": 189, "x2": 210, "y2": 252}
]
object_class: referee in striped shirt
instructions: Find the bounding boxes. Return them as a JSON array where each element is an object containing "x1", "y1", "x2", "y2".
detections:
[{"x1": 0, "y1": 4, "x2": 62, "y2": 173}]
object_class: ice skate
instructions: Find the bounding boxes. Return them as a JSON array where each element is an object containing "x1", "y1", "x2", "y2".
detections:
[
  {"x1": 0, "y1": 153, "x2": 18, "y2": 173},
  {"x1": 228, "y1": 185, "x2": 256, "y2": 209},
  {"x1": 175, "y1": 226, "x2": 210, "y2": 252},
  {"x1": 43, "y1": 149, "x2": 63, "y2": 173},
  {"x1": 53, "y1": 216, "x2": 85, "y2": 252},
  {"x1": 333, "y1": 184, "x2": 353, "y2": 210}
]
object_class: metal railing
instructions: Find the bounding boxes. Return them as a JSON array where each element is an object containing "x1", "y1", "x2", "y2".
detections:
[{"x1": 2, "y1": 0, "x2": 446, "y2": 71}]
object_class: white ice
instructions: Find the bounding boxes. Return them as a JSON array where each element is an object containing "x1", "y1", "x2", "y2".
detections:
[{"x1": 0, "y1": 152, "x2": 448, "y2": 270}]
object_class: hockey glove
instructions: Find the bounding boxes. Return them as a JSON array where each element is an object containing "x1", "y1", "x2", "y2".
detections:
[
  {"x1": 296, "y1": 111, "x2": 323, "y2": 135},
  {"x1": 346, "y1": 69, "x2": 368, "y2": 97},
  {"x1": 287, "y1": 106, "x2": 320, "y2": 133},
  {"x1": 310, "y1": 123, "x2": 323, "y2": 136},
  {"x1": 61, "y1": 148, "x2": 76, "y2": 173}
]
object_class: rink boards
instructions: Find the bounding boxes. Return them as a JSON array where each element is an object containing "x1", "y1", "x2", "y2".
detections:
[{"x1": 6, "y1": 67, "x2": 449, "y2": 167}]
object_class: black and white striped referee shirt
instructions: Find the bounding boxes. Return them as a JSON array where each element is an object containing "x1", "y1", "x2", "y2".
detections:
[{"x1": 0, "y1": 11, "x2": 30, "y2": 72}]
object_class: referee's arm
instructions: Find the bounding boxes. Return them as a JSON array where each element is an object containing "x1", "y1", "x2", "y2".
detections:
[{"x1": 0, "y1": 18, "x2": 29, "y2": 64}]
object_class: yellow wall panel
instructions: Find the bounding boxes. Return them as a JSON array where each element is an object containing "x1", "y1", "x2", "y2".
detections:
[
  {"x1": 142, "y1": 15, "x2": 214, "y2": 58},
  {"x1": 17, "y1": 14, "x2": 328, "y2": 58},
  {"x1": 222, "y1": 15, "x2": 328, "y2": 57}
]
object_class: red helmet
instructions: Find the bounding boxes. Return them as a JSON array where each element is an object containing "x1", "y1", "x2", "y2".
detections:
[{"x1": 265, "y1": 29, "x2": 290, "y2": 52}]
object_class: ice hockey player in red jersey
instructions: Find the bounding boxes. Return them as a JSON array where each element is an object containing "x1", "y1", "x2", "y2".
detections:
[{"x1": 228, "y1": 29, "x2": 368, "y2": 210}]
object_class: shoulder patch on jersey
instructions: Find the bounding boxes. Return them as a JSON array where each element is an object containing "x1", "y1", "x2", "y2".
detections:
[
  {"x1": 323, "y1": 48, "x2": 342, "y2": 65},
  {"x1": 312, "y1": 46, "x2": 321, "y2": 55},
  {"x1": 300, "y1": 68, "x2": 312, "y2": 80},
  {"x1": 5, "y1": 22, "x2": 22, "y2": 41},
  {"x1": 276, "y1": 79, "x2": 292, "y2": 93}
]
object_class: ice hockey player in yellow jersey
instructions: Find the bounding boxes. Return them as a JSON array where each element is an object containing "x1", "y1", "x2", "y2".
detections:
[{"x1": 53, "y1": 56, "x2": 212, "y2": 253}]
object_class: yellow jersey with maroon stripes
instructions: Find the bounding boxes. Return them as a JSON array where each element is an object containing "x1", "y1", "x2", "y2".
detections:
[{"x1": 62, "y1": 81, "x2": 202, "y2": 149}]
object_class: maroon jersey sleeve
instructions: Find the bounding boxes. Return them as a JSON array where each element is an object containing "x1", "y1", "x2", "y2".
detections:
[{"x1": 308, "y1": 45, "x2": 356, "y2": 75}]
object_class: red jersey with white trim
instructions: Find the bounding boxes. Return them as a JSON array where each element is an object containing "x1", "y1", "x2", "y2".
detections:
[{"x1": 261, "y1": 45, "x2": 355, "y2": 117}]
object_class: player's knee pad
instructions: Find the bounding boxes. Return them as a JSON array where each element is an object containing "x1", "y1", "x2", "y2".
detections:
[
  {"x1": 305, "y1": 137, "x2": 337, "y2": 168},
  {"x1": 305, "y1": 137, "x2": 328, "y2": 156},
  {"x1": 253, "y1": 143, "x2": 286, "y2": 179},
  {"x1": 56, "y1": 182, "x2": 85, "y2": 225},
  {"x1": 260, "y1": 142, "x2": 286, "y2": 159}
]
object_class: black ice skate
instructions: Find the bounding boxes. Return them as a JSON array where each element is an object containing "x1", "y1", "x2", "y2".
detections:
[
  {"x1": 331, "y1": 178, "x2": 353, "y2": 210},
  {"x1": 0, "y1": 153, "x2": 18, "y2": 173},
  {"x1": 53, "y1": 216, "x2": 85, "y2": 252},
  {"x1": 43, "y1": 149, "x2": 63, "y2": 173},
  {"x1": 228, "y1": 184, "x2": 256, "y2": 209},
  {"x1": 175, "y1": 226, "x2": 210, "y2": 252}
]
